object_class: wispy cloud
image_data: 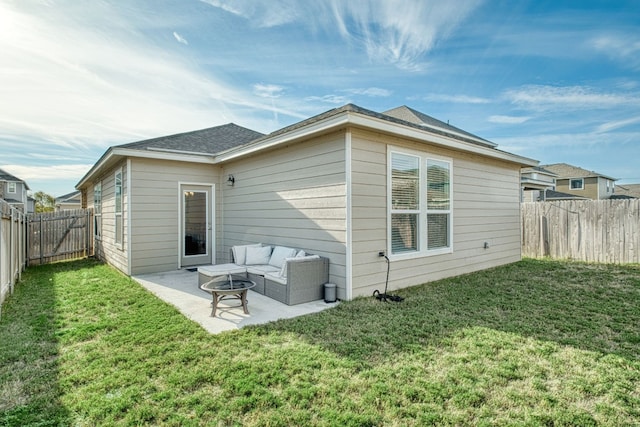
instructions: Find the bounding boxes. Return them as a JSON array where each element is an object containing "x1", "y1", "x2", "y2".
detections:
[
  {"x1": 591, "y1": 34, "x2": 640, "y2": 70},
  {"x1": 422, "y1": 93, "x2": 491, "y2": 104},
  {"x1": 488, "y1": 115, "x2": 531, "y2": 124},
  {"x1": 345, "y1": 87, "x2": 392, "y2": 97},
  {"x1": 305, "y1": 94, "x2": 351, "y2": 105},
  {"x1": 199, "y1": 0, "x2": 301, "y2": 27},
  {"x1": 595, "y1": 116, "x2": 640, "y2": 133},
  {"x1": 173, "y1": 31, "x2": 188, "y2": 45},
  {"x1": 0, "y1": 164, "x2": 93, "y2": 183},
  {"x1": 330, "y1": 1, "x2": 483, "y2": 71},
  {"x1": 0, "y1": 2, "x2": 306, "y2": 152},
  {"x1": 253, "y1": 84, "x2": 285, "y2": 98},
  {"x1": 201, "y1": 0, "x2": 483, "y2": 70},
  {"x1": 504, "y1": 85, "x2": 640, "y2": 112}
]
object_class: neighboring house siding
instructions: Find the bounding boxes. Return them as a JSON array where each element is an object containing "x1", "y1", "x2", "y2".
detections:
[
  {"x1": 129, "y1": 158, "x2": 219, "y2": 275},
  {"x1": 350, "y1": 129, "x2": 522, "y2": 298},
  {"x1": 556, "y1": 177, "x2": 599, "y2": 199},
  {"x1": 93, "y1": 160, "x2": 128, "y2": 274},
  {"x1": 222, "y1": 132, "x2": 347, "y2": 291}
]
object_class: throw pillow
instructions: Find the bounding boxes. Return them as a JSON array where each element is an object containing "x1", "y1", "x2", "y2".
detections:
[
  {"x1": 232, "y1": 244, "x2": 261, "y2": 265},
  {"x1": 268, "y1": 246, "x2": 297, "y2": 268},
  {"x1": 245, "y1": 245, "x2": 272, "y2": 265}
]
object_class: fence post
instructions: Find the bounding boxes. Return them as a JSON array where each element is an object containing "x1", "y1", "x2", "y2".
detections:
[
  {"x1": 39, "y1": 214, "x2": 44, "y2": 265},
  {"x1": 9, "y1": 208, "x2": 14, "y2": 294}
]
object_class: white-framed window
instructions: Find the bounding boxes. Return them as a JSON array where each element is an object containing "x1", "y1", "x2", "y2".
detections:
[
  {"x1": 570, "y1": 178, "x2": 584, "y2": 190},
  {"x1": 94, "y1": 182, "x2": 102, "y2": 239},
  {"x1": 115, "y1": 169, "x2": 123, "y2": 247},
  {"x1": 8, "y1": 182, "x2": 16, "y2": 193},
  {"x1": 389, "y1": 149, "x2": 453, "y2": 257}
]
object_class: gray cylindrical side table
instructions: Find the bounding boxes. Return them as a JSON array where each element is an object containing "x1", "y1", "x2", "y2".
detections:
[{"x1": 324, "y1": 283, "x2": 337, "y2": 303}]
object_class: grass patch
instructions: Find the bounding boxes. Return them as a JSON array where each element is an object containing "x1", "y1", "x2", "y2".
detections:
[{"x1": 1, "y1": 258, "x2": 639, "y2": 426}]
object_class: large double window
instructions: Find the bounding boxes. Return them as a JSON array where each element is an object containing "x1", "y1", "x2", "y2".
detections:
[{"x1": 389, "y1": 150, "x2": 452, "y2": 256}]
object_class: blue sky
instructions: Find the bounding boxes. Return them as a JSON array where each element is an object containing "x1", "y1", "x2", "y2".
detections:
[{"x1": 1, "y1": 0, "x2": 639, "y2": 196}]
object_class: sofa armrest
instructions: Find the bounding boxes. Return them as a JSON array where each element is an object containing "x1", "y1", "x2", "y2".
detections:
[{"x1": 284, "y1": 256, "x2": 329, "y2": 305}]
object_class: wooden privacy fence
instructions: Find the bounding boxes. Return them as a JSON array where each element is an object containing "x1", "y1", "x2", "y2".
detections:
[
  {"x1": 0, "y1": 200, "x2": 27, "y2": 315},
  {"x1": 27, "y1": 209, "x2": 94, "y2": 266},
  {"x1": 522, "y1": 199, "x2": 640, "y2": 264}
]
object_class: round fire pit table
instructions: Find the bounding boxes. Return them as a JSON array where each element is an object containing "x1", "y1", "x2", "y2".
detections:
[{"x1": 199, "y1": 274, "x2": 256, "y2": 317}]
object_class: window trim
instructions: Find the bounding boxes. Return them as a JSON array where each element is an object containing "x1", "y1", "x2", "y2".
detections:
[
  {"x1": 93, "y1": 182, "x2": 102, "y2": 240},
  {"x1": 570, "y1": 178, "x2": 584, "y2": 190},
  {"x1": 387, "y1": 147, "x2": 453, "y2": 259},
  {"x1": 8, "y1": 182, "x2": 16, "y2": 193},
  {"x1": 114, "y1": 168, "x2": 123, "y2": 249}
]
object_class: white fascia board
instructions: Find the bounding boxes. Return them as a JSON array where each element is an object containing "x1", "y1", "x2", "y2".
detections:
[
  {"x1": 76, "y1": 147, "x2": 215, "y2": 189},
  {"x1": 214, "y1": 110, "x2": 538, "y2": 167}
]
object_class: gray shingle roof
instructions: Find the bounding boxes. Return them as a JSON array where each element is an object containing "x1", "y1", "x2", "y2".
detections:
[
  {"x1": 247, "y1": 104, "x2": 497, "y2": 149},
  {"x1": 0, "y1": 168, "x2": 24, "y2": 182},
  {"x1": 0, "y1": 168, "x2": 29, "y2": 190},
  {"x1": 56, "y1": 190, "x2": 81, "y2": 203},
  {"x1": 541, "y1": 163, "x2": 617, "y2": 181},
  {"x1": 383, "y1": 106, "x2": 493, "y2": 146},
  {"x1": 544, "y1": 189, "x2": 588, "y2": 200},
  {"x1": 118, "y1": 123, "x2": 265, "y2": 155}
]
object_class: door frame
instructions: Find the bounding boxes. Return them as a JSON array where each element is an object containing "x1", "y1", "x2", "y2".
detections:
[{"x1": 177, "y1": 182, "x2": 215, "y2": 268}]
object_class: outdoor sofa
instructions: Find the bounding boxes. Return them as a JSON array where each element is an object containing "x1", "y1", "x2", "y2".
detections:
[{"x1": 197, "y1": 244, "x2": 329, "y2": 305}]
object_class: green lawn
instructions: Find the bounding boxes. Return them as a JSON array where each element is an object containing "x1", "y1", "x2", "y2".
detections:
[{"x1": 1, "y1": 258, "x2": 639, "y2": 426}]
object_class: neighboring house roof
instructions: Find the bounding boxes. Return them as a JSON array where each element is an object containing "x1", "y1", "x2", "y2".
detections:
[
  {"x1": 0, "y1": 168, "x2": 30, "y2": 190},
  {"x1": 521, "y1": 166, "x2": 558, "y2": 176},
  {"x1": 56, "y1": 190, "x2": 82, "y2": 204},
  {"x1": 544, "y1": 189, "x2": 588, "y2": 200},
  {"x1": 615, "y1": 183, "x2": 640, "y2": 199},
  {"x1": 541, "y1": 163, "x2": 617, "y2": 181},
  {"x1": 77, "y1": 104, "x2": 538, "y2": 190}
]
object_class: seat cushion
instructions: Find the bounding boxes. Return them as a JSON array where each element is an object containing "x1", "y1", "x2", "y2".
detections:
[
  {"x1": 265, "y1": 272, "x2": 287, "y2": 285},
  {"x1": 198, "y1": 263, "x2": 247, "y2": 277},
  {"x1": 246, "y1": 265, "x2": 280, "y2": 275}
]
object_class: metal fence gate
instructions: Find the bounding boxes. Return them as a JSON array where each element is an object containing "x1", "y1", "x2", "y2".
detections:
[{"x1": 27, "y1": 209, "x2": 94, "y2": 266}]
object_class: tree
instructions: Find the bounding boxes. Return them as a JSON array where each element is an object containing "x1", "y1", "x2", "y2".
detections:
[{"x1": 33, "y1": 191, "x2": 55, "y2": 213}]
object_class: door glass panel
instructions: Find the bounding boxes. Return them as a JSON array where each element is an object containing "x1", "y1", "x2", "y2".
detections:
[{"x1": 184, "y1": 191, "x2": 207, "y2": 256}]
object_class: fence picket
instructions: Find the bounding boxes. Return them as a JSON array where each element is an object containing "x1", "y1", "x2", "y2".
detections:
[
  {"x1": 522, "y1": 199, "x2": 640, "y2": 264},
  {"x1": 27, "y1": 209, "x2": 94, "y2": 266}
]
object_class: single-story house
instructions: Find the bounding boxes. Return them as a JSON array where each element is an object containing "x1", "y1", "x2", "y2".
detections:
[
  {"x1": 55, "y1": 190, "x2": 83, "y2": 211},
  {"x1": 76, "y1": 104, "x2": 537, "y2": 300}
]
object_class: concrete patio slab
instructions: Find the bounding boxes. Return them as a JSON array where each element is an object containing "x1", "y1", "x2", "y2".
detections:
[{"x1": 133, "y1": 269, "x2": 337, "y2": 334}]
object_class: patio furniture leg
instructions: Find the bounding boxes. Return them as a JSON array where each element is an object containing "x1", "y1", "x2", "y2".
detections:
[
  {"x1": 211, "y1": 293, "x2": 220, "y2": 317},
  {"x1": 240, "y1": 290, "x2": 250, "y2": 314}
]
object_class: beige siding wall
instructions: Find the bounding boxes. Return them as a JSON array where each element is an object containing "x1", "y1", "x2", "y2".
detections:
[
  {"x1": 129, "y1": 158, "x2": 220, "y2": 275},
  {"x1": 222, "y1": 132, "x2": 347, "y2": 294},
  {"x1": 350, "y1": 129, "x2": 523, "y2": 298},
  {"x1": 556, "y1": 177, "x2": 599, "y2": 199},
  {"x1": 90, "y1": 160, "x2": 129, "y2": 274}
]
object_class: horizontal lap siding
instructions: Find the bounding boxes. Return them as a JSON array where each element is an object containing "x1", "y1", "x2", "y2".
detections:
[
  {"x1": 91, "y1": 160, "x2": 128, "y2": 274},
  {"x1": 130, "y1": 158, "x2": 219, "y2": 275},
  {"x1": 350, "y1": 129, "x2": 522, "y2": 298},
  {"x1": 222, "y1": 133, "x2": 347, "y2": 291}
]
